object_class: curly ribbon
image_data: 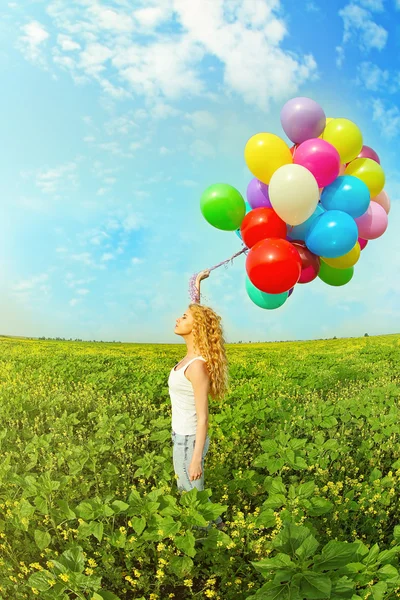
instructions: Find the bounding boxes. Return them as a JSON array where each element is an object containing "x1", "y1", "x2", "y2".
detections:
[{"x1": 189, "y1": 242, "x2": 249, "y2": 303}]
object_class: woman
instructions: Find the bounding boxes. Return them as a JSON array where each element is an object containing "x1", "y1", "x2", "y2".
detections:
[{"x1": 168, "y1": 269, "x2": 229, "y2": 531}]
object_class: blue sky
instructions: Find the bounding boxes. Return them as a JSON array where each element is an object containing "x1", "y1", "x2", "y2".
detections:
[{"x1": 0, "y1": 0, "x2": 399, "y2": 343}]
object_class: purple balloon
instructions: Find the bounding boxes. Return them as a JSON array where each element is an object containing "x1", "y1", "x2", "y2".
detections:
[
  {"x1": 288, "y1": 287, "x2": 294, "y2": 297},
  {"x1": 280, "y1": 97, "x2": 326, "y2": 144},
  {"x1": 246, "y1": 178, "x2": 272, "y2": 209}
]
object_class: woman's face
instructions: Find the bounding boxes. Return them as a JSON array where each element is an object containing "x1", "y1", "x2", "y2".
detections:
[{"x1": 174, "y1": 308, "x2": 194, "y2": 335}]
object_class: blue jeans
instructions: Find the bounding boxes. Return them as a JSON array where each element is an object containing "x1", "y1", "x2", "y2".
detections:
[{"x1": 171, "y1": 430, "x2": 223, "y2": 529}]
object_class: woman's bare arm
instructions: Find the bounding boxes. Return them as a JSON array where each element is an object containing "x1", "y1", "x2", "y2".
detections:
[{"x1": 195, "y1": 269, "x2": 210, "y2": 303}]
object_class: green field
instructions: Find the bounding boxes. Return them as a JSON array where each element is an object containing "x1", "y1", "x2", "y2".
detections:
[{"x1": 1, "y1": 334, "x2": 400, "y2": 600}]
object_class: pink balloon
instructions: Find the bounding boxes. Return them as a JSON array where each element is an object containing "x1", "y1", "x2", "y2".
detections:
[
  {"x1": 358, "y1": 237, "x2": 368, "y2": 250},
  {"x1": 371, "y1": 190, "x2": 390, "y2": 214},
  {"x1": 357, "y1": 145, "x2": 380, "y2": 164},
  {"x1": 355, "y1": 202, "x2": 388, "y2": 240},
  {"x1": 294, "y1": 138, "x2": 341, "y2": 187}
]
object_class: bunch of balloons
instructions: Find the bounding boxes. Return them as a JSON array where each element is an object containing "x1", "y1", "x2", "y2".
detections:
[{"x1": 200, "y1": 97, "x2": 390, "y2": 310}]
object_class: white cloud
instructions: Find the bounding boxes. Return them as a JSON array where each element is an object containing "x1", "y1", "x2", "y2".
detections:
[
  {"x1": 133, "y1": 6, "x2": 170, "y2": 29},
  {"x1": 22, "y1": 0, "x2": 319, "y2": 112},
  {"x1": 159, "y1": 146, "x2": 172, "y2": 155},
  {"x1": 20, "y1": 161, "x2": 78, "y2": 197},
  {"x1": 12, "y1": 273, "x2": 49, "y2": 293},
  {"x1": 371, "y1": 99, "x2": 400, "y2": 138},
  {"x1": 87, "y1": 5, "x2": 134, "y2": 32},
  {"x1": 338, "y1": 2, "x2": 388, "y2": 62},
  {"x1": 17, "y1": 21, "x2": 49, "y2": 65},
  {"x1": 57, "y1": 33, "x2": 80, "y2": 51},
  {"x1": 185, "y1": 110, "x2": 217, "y2": 131},
  {"x1": 356, "y1": 61, "x2": 400, "y2": 93},
  {"x1": 358, "y1": 0, "x2": 384, "y2": 10},
  {"x1": 356, "y1": 61, "x2": 390, "y2": 91},
  {"x1": 190, "y1": 139, "x2": 216, "y2": 159}
]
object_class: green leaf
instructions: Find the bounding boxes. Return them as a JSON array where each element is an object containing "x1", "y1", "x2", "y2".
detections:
[
  {"x1": 377, "y1": 564, "x2": 399, "y2": 580},
  {"x1": 266, "y1": 458, "x2": 285, "y2": 474},
  {"x1": 307, "y1": 497, "x2": 334, "y2": 516},
  {"x1": 59, "y1": 546, "x2": 85, "y2": 573},
  {"x1": 392, "y1": 526, "x2": 400, "y2": 543},
  {"x1": 295, "y1": 534, "x2": 319, "y2": 561},
  {"x1": 321, "y1": 416, "x2": 337, "y2": 428},
  {"x1": 174, "y1": 531, "x2": 196, "y2": 558},
  {"x1": 369, "y1": 468, "x2": 382, "y2": 482},
  {"x1": 294, "y1": 456, "x2": 308, "y2": 469},
  {"x1": 270, "y1": 478, "x2": 287, "y2": 496},
  {"x1": 377, "y1": 546, "x2": 400, "y2": 565},
  {"x1": 91, "y1": 591, "x2": 122, "y2": 600},
  {"x1": 251, "y1": 553, "x2": 296, "y2": 575},
  {"x1": 75, "y1": 501, "x2": 95, "y2": 520},
  {"x1": 331, "y1": 575, "x2": 356, "y2": 596},
  {"x1": 34, "y1": 529, "x2": 51, "y2": 551},
  {"x1": 92, "y1": 521, "x2": 104, "y2": 542},
  {"x1": 299, "y1": 573, "x2": 331, "y2": 599},
  {"x1": 252, "y1": 579, "x2": 291, "y2": 599},
  {"x1": 130, "y1": 516, "x2": 146, "y2": 536},
  {"x1": 168, "y1": 556, "x2": 193, "y2": 578},
  {"x1": 313, "y1": 541, "x2": 367, "y2": 572},
  {"x1": 297, "y1": 481, "x2": 315, "y2": 498},
  {"x1": 260, "y1": 440, "x2": 279, "y2": 454},
  {"x1": 272, "y1": 523, "x2": 313, "y2": 557},
  {"x1": 365, "y1": 543, "x2": 380, "y2": 566},
  {"x1": 27, "y1": 570, "x2": 56, "y2": 592},
  {"x1": 255, "y1": 509, "x2": 277, "y2": 529},
  {"x1": 263, "y1": 494, "x2": 287, "y2": 510},
  {"x1": 56, "y1": 499, "x2": 76, "y2": 519},
  {"x1": 111, "y1": 500, "x2": 129, "y2": 513},
  {"x1": 370, "y1": 581, "x2": 387, "y2": 600}
]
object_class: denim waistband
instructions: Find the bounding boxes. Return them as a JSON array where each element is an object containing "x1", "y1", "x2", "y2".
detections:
[{"x1": 172, "y1": 430, "x2": 209, "y2": 437}]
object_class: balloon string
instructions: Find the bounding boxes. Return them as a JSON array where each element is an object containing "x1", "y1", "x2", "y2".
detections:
[{"x1": 189, "y1": 243, "x2": 249, "y2": 303}]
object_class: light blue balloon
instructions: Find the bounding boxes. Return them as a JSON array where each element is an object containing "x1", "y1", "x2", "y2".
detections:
[
  {"x1": 321, "y1": 175, "x2": 370, "y2": 218},
  {"x1": 245, "y1": 276, "x2": 288, "y2": 310},
  {"x1": 287, "y1": 204, "x2": 325, "y2": 241},
  {"x1": 305, "y1": 210, "x2": 358, "y2": 258},
  {"x1": 235, "y1": 201, "x2": 252, "y2": 239}
]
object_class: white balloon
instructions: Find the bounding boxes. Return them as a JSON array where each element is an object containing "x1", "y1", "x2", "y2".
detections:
[{"x1": 269, "y1": 164, "x2": 320, "y2": 226}]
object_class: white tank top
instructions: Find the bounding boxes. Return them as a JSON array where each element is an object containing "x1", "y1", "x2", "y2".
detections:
[{"x1": 168, "y1": 356, "x2": 207, "y2": 435}]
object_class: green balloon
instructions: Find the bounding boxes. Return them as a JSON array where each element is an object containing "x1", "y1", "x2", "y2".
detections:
[
  {"x1": 200, "y1": 183, "x2": 246, "y2": 231},
  {"x1": 246, "y1": 276, "x2": 288, "y2": 309},
  {"x1": 318, "y1": 261, "x2": 354, "y2": 286}
]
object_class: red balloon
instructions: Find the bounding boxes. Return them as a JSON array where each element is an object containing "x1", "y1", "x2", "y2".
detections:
[
  {"x1": 290, "y1": 144, "x2": 299, "y2": 158},
  {"x1": 291, "y1": 240, "x2": 320, "y2": 283},
  {"x1": 240, "y1": 207, "x2": 287, "y2": 249},
  {"x1": 357, "y1": 145, "x2": 380, "y2": 164},
  {"x1": 358, "y1": 237, "x2": 368, "y2": 250},
  {"x1": 246, "y1": 238, "x2": 302, "y2": 294}
]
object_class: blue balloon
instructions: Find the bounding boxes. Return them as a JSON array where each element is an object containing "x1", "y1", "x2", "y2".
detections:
[
  {"x1": 321, "y1": 175, "x2": 370, "y2": 218},
  {"x1": 305, "y1": 210, "x2": 358, "y2": 258},
  {"x1": 235, "y1": 201, "x2": 252, "y2": 238},
  {"x1": 287, "y1": 204, "x2": 325, "y2": 242}
]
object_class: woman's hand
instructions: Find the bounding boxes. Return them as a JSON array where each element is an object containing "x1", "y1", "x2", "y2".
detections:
[
  {"x1": 188, "y1": 459, "x2": 203, "y2": 481},
  {"x1": 195, "y1": 270, "x2": 210, "y2": 285}
]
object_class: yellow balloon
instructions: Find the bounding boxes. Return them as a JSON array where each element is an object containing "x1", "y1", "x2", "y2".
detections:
[
  {"x1": 322, "y1": 242, "x2": 361, "y2": 269},
  {"x1": 318, "y1": 117, "x2": 334, "y2": 139},
  {"x1": 322, "y1": 118, "x2": 363, "y2": 163},
  {"x1": 244, "y1": 132, "x2": 293, "y2": 184},
  {"x1": 345, "y1": 157, "x2": 385, "y2": 198}
]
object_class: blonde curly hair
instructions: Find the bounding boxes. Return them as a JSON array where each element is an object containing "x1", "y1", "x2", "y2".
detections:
[{"x1": 188, "y1": 303, "x2": 229, "y2": 401}]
